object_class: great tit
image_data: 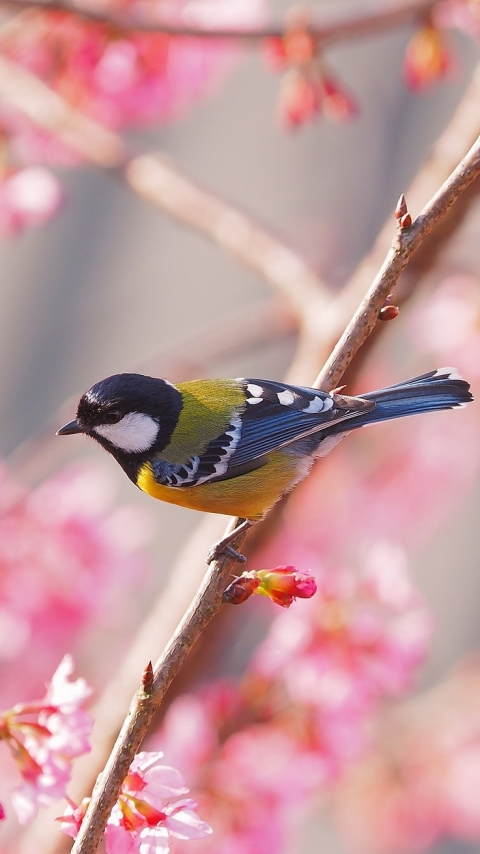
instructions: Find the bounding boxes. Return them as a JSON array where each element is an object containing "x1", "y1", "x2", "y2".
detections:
[{"x1": 57, "y1": 368, "x2": 472, "y2": 560}]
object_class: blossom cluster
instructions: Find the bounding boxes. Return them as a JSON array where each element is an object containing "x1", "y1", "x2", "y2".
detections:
[
  {"x1": 139, "y1": 275, "x2": 480, "y2": 854},
  {"x1": 0, "y1": 654, "x2": 92, "y2": 824},
  {"x1": 0, "y1": 460, "x2": 153, "y2": 708},
  {"x1": 0, "y1": 0, "x2": 265, "y2": 233},
  {"x1": 2, "y1": 277, "x2": 480, "y2": 852},
  {"x1": 0, "y1": 651, "x2": 211, "y2": 853},
  {"x1": 0, "y1": 0, "x2": 477, "y2": 231},
  {"x1": 61, "y1": 751, "x2": 212, "y2": 853},
  {"x1": 152, "y1": 545, "x2": 434, "y2": 853},
  {"x1": 335, "y1": 663, "x2": 480, "y2": 854}
]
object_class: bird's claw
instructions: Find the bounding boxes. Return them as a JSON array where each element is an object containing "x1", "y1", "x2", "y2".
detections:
[
  {"x1": 206, "y1": 542, "x2": 247, "y2": 565},
  {"x1": 206, "y1": 519, "x2": 253, "y2": 564}
]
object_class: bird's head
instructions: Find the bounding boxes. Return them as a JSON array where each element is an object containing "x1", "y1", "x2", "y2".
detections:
[{"x1": 57, "y1": 373, "x2": 182, "y2": 472}]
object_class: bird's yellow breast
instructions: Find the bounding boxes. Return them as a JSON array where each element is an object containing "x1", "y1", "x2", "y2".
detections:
[{"x1": 136, "y1": 451, "x2": 313, "y2": 520}]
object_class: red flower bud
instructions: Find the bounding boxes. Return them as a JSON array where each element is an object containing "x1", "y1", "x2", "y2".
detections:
[
  {"x1": 223, "y1": 572, "x2": 261, "y2": 605},
  {"x1": 403, "y1": 24, "x2": 453, "y2": 91},
  {"x1": 378, "y1": 305, "x2": 399, "y2": 322},
  {"x1": 256, "y1": 566, "x2": 317, "y2": 608}
]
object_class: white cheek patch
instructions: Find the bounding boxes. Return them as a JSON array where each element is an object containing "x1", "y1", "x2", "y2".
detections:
[{"x1": 94, "y1": 412, "x2": 160, "y2": 453}]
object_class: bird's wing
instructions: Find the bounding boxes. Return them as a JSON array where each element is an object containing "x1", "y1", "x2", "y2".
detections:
[
  {"x1": 151, "y1": 379, "x2": 374, "y2": 488},
  {"x1": 226, "y1": 379, "x2": 375, "y2": 467}
]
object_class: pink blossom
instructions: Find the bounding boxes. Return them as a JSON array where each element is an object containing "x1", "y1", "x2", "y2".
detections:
[
  {"x1": 0, "y1": 655, "x2": 92, "y2": 823},
  {"x1": 403, "y1": 23, "x2": 454, "y2": 91},
  {"x1": 320, "y1": 74, "x2": 358, "y2": 122},
  {"x1": 0, "y1": 167, "x2": 63, "y2": 236},
  {"x1": 0, "y1": 461, "x2": 153, "y2": 708},
  {"x1": 59, "y1": 751, "x2": 212, "y2": 853},
  {"x1": 1, "y1": 0, "x2": 265, "y2": 140},
  {"x1": 255, "y1": 565, "x2": 317, "y2": 607},
  {"x1": 410, "y1": 274, "x2": 480, "y2": 380},
  {"x1": 57, "y1": 797, "x2": 90, "y2": 838},
  {"x1": 436, "y1": 0, "x2": 480, "y2": 41},
  {"x1": 223, "y1": 566, "x2": 317, "y2": 607},
  {"x1": 277, "y1": 68, "x2": 322, "y2": 128}
]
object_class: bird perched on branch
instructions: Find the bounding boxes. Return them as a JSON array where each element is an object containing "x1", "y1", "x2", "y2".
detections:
[{"x1": 57, "y1": 368, "x2": 472, "y2": 562}]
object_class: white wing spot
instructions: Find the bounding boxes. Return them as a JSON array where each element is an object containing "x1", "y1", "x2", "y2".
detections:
[
  {"x1": 247, "y1": 383, "x2": 264, "y2": 397},
  {"x1": 303, "y1": 396, "x2": 325, "y2": 414},
  {"x1": 94, "y1": 412, "x2": 160, "y2": 453},
  {"x1": 277, "y1": 389, "x2": 295, "y2": 406},
  {"x1": 246, "y1": 396, "x2": 263, "y2": 405}
]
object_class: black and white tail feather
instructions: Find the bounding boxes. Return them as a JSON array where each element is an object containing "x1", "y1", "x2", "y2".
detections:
[{"x1": 338, "y1": 368, "x2": 472, "y2": 432}]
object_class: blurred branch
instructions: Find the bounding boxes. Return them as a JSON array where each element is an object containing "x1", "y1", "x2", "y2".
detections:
[
  {"x1": 68, "y1": 130, "x2": 480, "y2": 854},
  {"x1": 0, "y1": 53, "x2": 331, "y2": 321},
  {"x1": 0, "y1": 0, "x2": 434, "y2": 43},
  {"x1": 124, "y1": 154, "x2": 330, "y2": 322},
  {"x1": 287, "y1": 59, "x2": 480, "y2": 383},
  {"x1": 0, "y1": 54, "x2": 125, "y2": 167},
  {"x1": 315, "y1": 131, "x2": 480, "y2": 389}
]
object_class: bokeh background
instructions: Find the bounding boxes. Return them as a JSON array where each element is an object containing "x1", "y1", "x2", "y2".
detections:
[{"x1": 1, "y1": 0, "x2": 480, "y2": 851}]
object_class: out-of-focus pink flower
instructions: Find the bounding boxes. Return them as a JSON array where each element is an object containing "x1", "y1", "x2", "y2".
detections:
[
  {"x1": 410, "y1": 274, "x2": 480, "y2": 380},
  {"x1": 58, "y1": 797, "x2": 90, "y2": 838},
  {"x1": 0, "y1": 461, "x2": 153, "y2": 708},
  {"x1": 261, "y1": 36, "x2": 290, "y2": 72},
  {"x1": 262, "y1": 23, "x2": 317, "y2": 73},
  {"x1": 436, "y1": 0, "x2": 480, "y2": 41},
  {"x1": 2, "y1": 0, "x2": 265, "y2": 137},
  {"x1": 403, "y1": 23, "x2": 454, "y2": 91},
  {"x1": 277, "y1": 68, "x2": 322, "y2": 128},
  {"x1": 335, "y1": 666, "x2": 480, "y2": 854},
  {"x1": 0, "y1": 0, "x2": 266, "y2": 234},
  {"x1": 320, "y1": 74, "x2": 358, "y2": 121},
  {"x1": 59, "y1": 751, "x2": 212, "y2": 853},
  {"x1": 262, "y1": 13, "x2": 356, "y2": 130},
  {"x1": 0, "y1": 655, "x2": 92, "y2": 823},
  {"x1": 254, "y1": 551, "x2": 431, "y2": 700},
  {"x1": 0, "y1": 167, "x2": 63, "y2": 236}
]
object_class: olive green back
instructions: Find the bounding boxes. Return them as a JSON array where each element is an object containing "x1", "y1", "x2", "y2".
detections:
[{"x1": 160, "y1": 379, "x2": 245, "y2": 463}]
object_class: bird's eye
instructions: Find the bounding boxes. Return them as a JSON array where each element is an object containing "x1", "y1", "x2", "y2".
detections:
[{"x1": 104, "y1": 410, "x2": 122, "y2": 424}]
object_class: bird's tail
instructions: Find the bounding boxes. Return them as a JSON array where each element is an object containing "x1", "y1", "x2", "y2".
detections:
[{"x1": 336, "y1": 368, "x2": 473, "y2": 431}]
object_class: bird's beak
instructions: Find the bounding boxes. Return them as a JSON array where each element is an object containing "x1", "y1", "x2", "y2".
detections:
[{"x1": 56, "y1": 419, "x2": 85, "y2": 436}]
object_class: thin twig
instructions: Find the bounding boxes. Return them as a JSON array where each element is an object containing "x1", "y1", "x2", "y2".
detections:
[
  {"x1": 284, "y1": 59, "x2": 480, "y2": 386},
  {"x1": 314, "y1": 134, "x2": 480, "y2": 389},
  {"x1": 69, "y1": 130, "x2": 480, "y2": 854},
  {"x1": 0, "y1": 0, "x2": 434, "y2": 42}
]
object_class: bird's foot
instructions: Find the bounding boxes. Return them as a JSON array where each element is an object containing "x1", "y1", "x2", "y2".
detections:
[
  {"x1": 206, "y1": 519, "x2": 253, "y2": 565},
  {"x1": 207, "y1": 544, "x2": 247, "y2": 565}
]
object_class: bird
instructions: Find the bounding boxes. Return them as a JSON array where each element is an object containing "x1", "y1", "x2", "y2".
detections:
[{"x1": 57, "y1": 368, "x2": 472, "y2": 562}]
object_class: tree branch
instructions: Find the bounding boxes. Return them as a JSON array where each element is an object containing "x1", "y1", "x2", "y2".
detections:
[
  {"x1": 69, "y1": 129, "x2": 480, "y2": 854},
  {"x1": 0, "y1": 0, "x2": 434, "y2": 43},
  {"x1": 286, "y1": 59, "x2": 480, "y2": 385},
  {"x1": 314, "y1": 132, "x2": 480, "y2": 389}
]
